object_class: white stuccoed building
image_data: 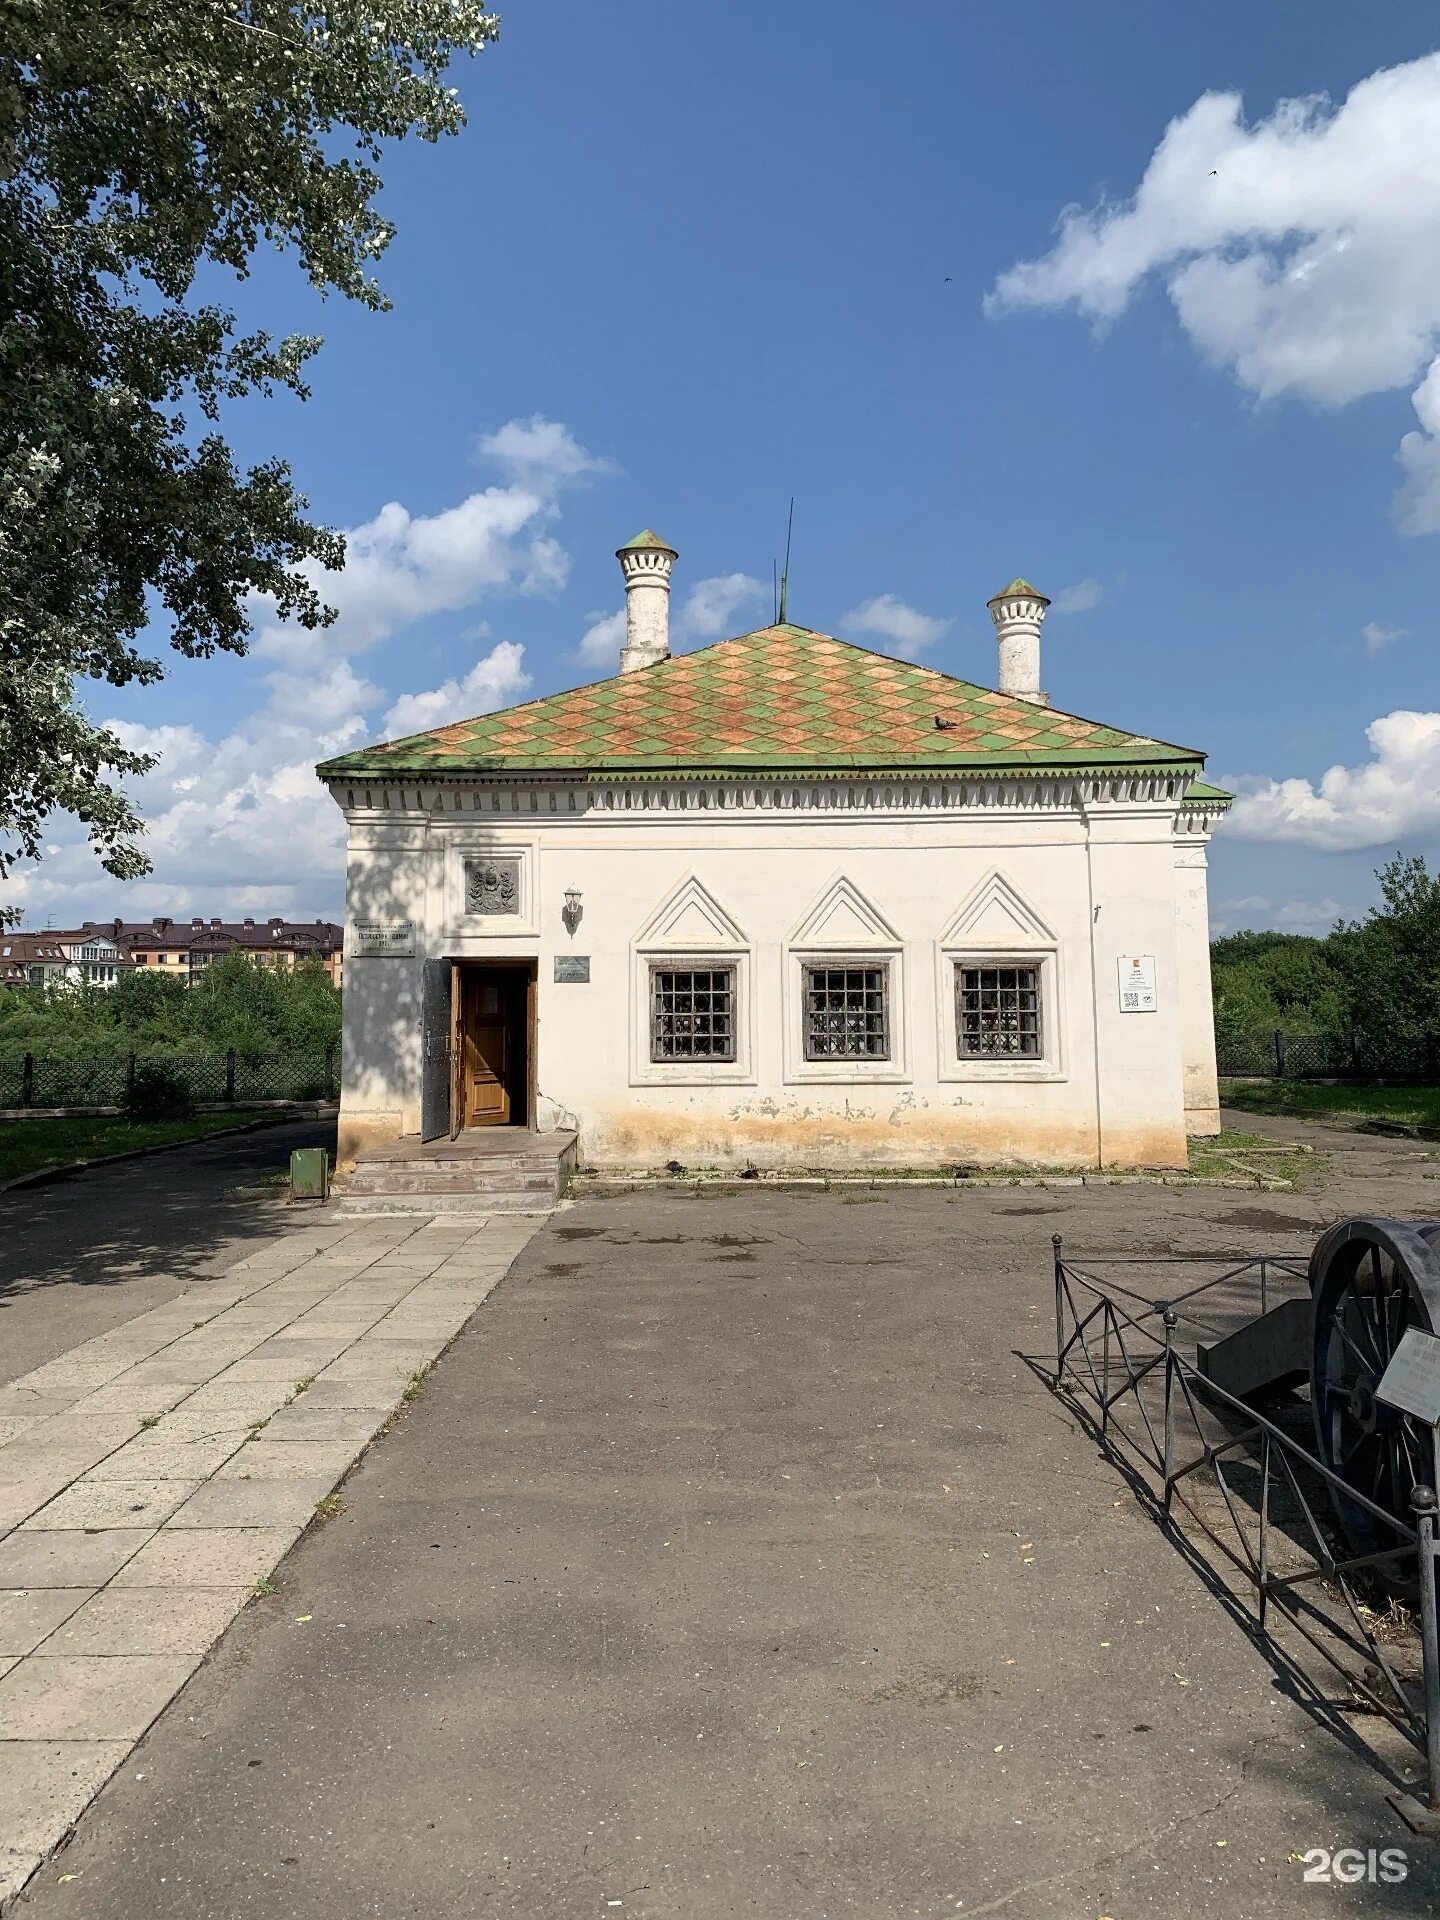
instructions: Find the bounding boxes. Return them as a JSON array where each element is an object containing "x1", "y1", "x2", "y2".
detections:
[{"x1": 318, "y1": 531, "x2": 1229, "y2": 1194}]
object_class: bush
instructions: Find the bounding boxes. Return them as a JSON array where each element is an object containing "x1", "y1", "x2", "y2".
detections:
[
  {"x1": 126, "y1": 1059, "x2": 195, "y2": 1119},
  {"x1": 0, "y1": 952, "x2": 341, "y2": 1059}
]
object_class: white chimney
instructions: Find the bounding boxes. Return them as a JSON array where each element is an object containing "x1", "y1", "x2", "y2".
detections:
[
  {"x1": 987, "y1": 578, "x2": 1051, "y2": 706},
  {"x1": 617, "y1": 529, "x2": 678, "y2": 673}
]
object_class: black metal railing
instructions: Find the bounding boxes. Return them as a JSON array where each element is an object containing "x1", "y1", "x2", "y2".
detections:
[
  {"x1": 1217, "y1": 1028, "x2": 1440, "y2": 1081},
  {"x1": 0, "y1": 1047, "x2": 339, "y2": 1110},
  {"x1": 1047, "y1": 1239, "x2": 1440, "y2": 1814}
]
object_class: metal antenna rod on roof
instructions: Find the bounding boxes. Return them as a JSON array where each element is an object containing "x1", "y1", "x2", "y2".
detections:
[
  {"x1": 778, "y1": 497, "x2": 794, "y2": 625},
  {"x1": 773, "y1": 558, "x2": 778, "y2": 624}
]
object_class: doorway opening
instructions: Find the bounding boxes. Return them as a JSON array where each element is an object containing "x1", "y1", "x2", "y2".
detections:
[{"x1": 452, "y1": 960, "x2": 536, "y2": 1131}]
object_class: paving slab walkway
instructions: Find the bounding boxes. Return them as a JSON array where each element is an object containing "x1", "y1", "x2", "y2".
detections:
[
  {"x1": 0, "y1": 1208, "x2": 543, "y2": 1903},
  {"x1": 12, "y1": 1175, "x2": 1440, "y2": 1919},
  {"x1": 0, "y1": 1116, "x2": 339, "y2": 1384}
]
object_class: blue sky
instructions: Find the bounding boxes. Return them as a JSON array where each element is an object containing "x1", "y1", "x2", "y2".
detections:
[{"x1": 21, "y1": 0, "x2": 1440, "y2": 930}]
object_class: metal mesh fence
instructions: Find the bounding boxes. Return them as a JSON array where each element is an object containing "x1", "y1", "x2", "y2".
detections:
[
  {"x1": 0, "y1": 1049, "x2": 338, "y2": 1109},
  {"x1": 1217, "y1": 1029, "x2": 1440, "y2": 1080}
]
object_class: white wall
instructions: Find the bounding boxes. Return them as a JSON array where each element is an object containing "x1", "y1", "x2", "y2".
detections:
[
  {"x1": 1174, "y1": 842, "x2": 1222, "y2": 1136},
  {"x1": 334, "y1": 779, "x2": 1212, "y2": 1171}
]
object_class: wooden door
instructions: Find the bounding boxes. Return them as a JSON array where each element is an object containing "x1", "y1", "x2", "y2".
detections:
[{"x1": 464, "y1": 975, "x2": 511, "y2": 1125}]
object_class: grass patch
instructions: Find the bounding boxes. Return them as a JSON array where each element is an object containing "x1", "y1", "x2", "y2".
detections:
[
  {"x1": 1188, "y1": 1128, "x2": 1323, "y2": 1191},
  {"x1": 0, "y1": 1111, "x2": 258, "y2": 1184},
  {"x1": 139, "y1": 1413, "x2": 163, "y2": 1430},
  {"x1": 253, "y1": 1575, "x2": 277, "y2": 1597},
  {"x1": 1222, "y1": 1080, "x2": 1440, "y2": 1132},
  {"x1": 314, "y1": 1492, "x2": 345, "y2": 1518}
]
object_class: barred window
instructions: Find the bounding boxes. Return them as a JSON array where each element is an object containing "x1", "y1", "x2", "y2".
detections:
[
  {"x1": 957, "y1": 963, "x2": 1042, "y2": 1058},
  {"x1": 650, "y1": 966, "x2": 736, "y2": 1062},
  {"x1": 803, "y1": 964, "x2": 890, "y2": 1061}
]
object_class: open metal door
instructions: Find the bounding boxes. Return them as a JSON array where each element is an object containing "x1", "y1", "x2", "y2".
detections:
[
  {"x1": 450, "y1": 963, "x2": 463, "y2": 1139},
  {"x1": 419, "y1": 958, "x2": 452, "y2": 1142}
]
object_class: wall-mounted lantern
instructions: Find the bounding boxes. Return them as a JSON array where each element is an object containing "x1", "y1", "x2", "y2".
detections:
[{"x1": 562, "y1": 887, "x2": 583, "y2": 935}]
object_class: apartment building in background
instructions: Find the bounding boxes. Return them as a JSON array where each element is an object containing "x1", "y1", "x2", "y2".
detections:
[
  {"x1": 0, "y1": 931, "x2": 132, "y2": 989},
  {"x1": 3, "y1": 918, "x2": 344, "y2": 990}
]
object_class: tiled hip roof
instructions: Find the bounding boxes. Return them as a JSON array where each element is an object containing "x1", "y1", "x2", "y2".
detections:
[{"x1": 318, "y1": 625, "x2": 1204, "y2": 780}]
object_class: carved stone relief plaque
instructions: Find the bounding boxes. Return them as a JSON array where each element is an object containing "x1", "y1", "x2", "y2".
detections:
[{"x1": 464, "y1": 857, "x2": 520, "y2": 917}]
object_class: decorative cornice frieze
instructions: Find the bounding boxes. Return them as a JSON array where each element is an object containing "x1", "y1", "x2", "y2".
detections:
[{"x1": 324, "y1": 767, "x2": 1195, "y2": 823}]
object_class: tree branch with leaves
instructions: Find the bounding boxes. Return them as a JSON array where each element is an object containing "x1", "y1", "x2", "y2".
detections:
[{"x1": 0, "y1": 0, "x2": 500, "y2": 908}]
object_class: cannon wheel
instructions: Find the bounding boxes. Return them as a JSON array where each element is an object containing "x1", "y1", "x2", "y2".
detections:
[{"x1": 1310, "y1": 1218, "x2": 1440, "y2": 1597}]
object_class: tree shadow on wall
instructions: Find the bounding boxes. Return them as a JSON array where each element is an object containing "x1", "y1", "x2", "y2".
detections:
[{"x1": 338, "y1": 830, "x2": 452, "y2": 1145}]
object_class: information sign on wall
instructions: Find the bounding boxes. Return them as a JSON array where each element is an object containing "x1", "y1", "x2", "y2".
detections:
[
  {"x1": 555, "y1": 955, "x2": 590, "y2": 983},
  {"x1": 353, "y1": 921, "x2": 415, "y2": 959},
  {"x1": 1117, "y1": 954, "x2": 1158, "y2": 1013}
]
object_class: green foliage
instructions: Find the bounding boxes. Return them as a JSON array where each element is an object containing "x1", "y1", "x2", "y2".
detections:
[
  {"x1": 1332, "y1": 855, "x2": 1440, "y2": 1050},
  {"x1": 1223, "y1": 1081, "x2": 1440, "y2": 1130},
  {"x1": 126, "y1": 1058, "x2": 195, "y2": 1119},
  {"x1": 0, "y1": 0, "x2": 500, "y2": 895},
  {"x1": 0, "y1": 952, "x2": 341, "y2": 1059},
  {"x1": 1210, "y1": 929, "x2": 1347, "y2": 1038},
  {"x1": 0, "y1": 1110, "x2": 259, "y2": 1182},
  {"x1": 1212, "y1": 855, "x2": 1440, "y2": 1054}
]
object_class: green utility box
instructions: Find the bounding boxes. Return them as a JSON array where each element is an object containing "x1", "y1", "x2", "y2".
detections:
[{"x1": 290, "y1": 1147, "x2": 330, "y2": 1201}]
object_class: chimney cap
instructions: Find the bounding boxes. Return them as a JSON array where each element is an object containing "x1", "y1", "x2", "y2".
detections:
[
  {"x1": 616, "y1": 528, "x2": 677, "y2": 558},
  {"x1": 987, "y1": 578, "x2": 1050, "y2": 609}
]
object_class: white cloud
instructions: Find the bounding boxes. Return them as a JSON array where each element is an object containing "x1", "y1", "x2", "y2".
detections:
[
  {"x1": 1397, "y1": 356, "x2": 1440, "y2": 533},
  {"x1": 254, "y1": 486, "x2": 562, "y2": 686},
  {"x1": 1224, "y1": 709, "x2": 1440, "y2": 848},
  {"x1": 842, "y1": 594, "x2": 951, "y2": 659},
  {"x1": 988, "y1": 55, "x2": 1440, "y2": 528},
  {"x1": 1051, "y1": 578, "x2": 1103, "y2": 615},
  {"x1": 576, "y1": 608, "x2": 627, "y2": 666},
  {"x1": 382, "y1": 642, "x2": 531, "y2": 737},
  {"x1": 1362, "y1": 620, "x2": 1407, "y2": 653},
  {"x1": 12, "y1": 418, "x2": 604, "y2": 922},
  {"x1": 678, "y1": 573, "x2": 767, "y2": 640},
  {"x1": 473, "y1": 415, "x2": 615, "y2": 491},
  {"x1": 1275, "y1": 897, "x2": 1345, "y2": 930},
  {"x1": 1211, "y1": 892, "x2": 1349, "y2": 934},
  {"x1": 253, "y1": 414, "x2": 597, "y2": 686},
  {"x1": 13, "y1": 639, "x2": 535, "y2": 924},
  {"x1": 572, "y1": 573, "x2": 768, "y2": 669}
]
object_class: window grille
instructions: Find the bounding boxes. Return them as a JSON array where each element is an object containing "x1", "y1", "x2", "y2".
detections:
[
  {"x1": 956, "y1": 963, "x2": 1042, "y2": 1058},
  {"x1": 650, "y1": 967, "x2": 736, "y2": 1062},
  {"x1": 803, "y1": 965, "x2": 890, "y2": 1061}
]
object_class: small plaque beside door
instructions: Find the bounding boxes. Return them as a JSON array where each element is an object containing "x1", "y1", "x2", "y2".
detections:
[
  {"x1": 554, "y1": 955, "x2": 590, "y2": 983},
  {"x1": 353, "y1": 920, "x2": 415, "y2": 958}
]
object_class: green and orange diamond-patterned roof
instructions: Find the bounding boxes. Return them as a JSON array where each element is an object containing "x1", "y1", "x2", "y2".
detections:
[{"x1": 317, "y1": 624, "x2": 1207, "y2": 781}]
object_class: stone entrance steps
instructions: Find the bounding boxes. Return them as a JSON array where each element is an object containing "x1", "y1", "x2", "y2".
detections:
[{"x1": 335, "y1": 1130, "x2": 578, "y2": 1214}]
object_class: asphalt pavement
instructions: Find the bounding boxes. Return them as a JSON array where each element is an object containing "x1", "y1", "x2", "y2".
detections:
[
  {"x1": 0, "y1": 1117, "x2": 336, "y2": 1384},
  {"x1": 13, "y1": 1172, "x2": 1440, "y2": 1919}
]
